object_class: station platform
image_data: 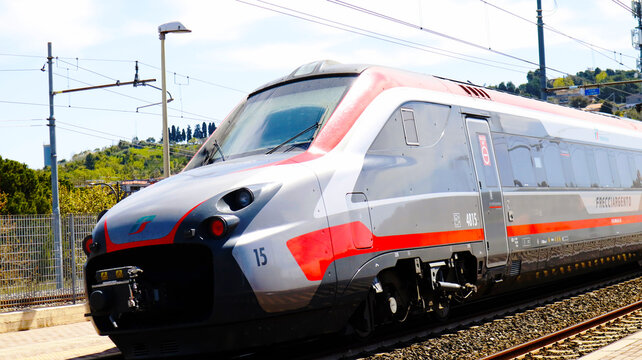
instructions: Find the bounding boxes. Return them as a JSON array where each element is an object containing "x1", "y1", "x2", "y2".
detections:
[
  {"x1": 0, "y1": 304, "x2": 117, "y2": 360},
  {"x1": 0, "y1": 321, "x2": 117, "y2": 360},
  {"x1": 579, "y1": 329, "x2": 642, "y2": 360}
]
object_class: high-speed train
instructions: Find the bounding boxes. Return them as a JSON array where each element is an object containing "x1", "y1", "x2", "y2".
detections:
[{"x1": 83, "y1": 61, "x2": 642, "y2": 358}]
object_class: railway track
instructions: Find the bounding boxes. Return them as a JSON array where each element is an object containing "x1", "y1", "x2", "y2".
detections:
[
  {"x1": 308, "y1": 267, "x2": 642, "y2": 360},
  {"x1": 0, "y1": 292, "x2": 86, "y2": 311},
  {"x1": 18, "y1": 268, "x2": 642, "y2": 360},
  {"x1": 482, "y1": 302, "x2": 642, "y2": 360}
]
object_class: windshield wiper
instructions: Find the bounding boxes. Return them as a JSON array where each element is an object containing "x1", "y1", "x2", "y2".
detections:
[
  {"x1": 213, "y1": 140, "x2": 225, "y2": 161},
  {"x1": 205, "y1": 139, "x2": 225, "y2": 164},
  {"x1": 266, "y1": 122, "x2": 319, "y2": 155}
]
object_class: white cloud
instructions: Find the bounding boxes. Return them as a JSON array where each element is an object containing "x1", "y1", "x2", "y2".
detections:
[
  {"x1": 0, "y1": 0, "x2": 105, "y2": 53},
  {"x1": 171, "y1": 0, "x2": 275, "y2": 43}
]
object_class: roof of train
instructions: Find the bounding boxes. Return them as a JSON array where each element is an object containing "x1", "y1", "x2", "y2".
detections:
[{"x1": 253, "y1": 61, "x2": 642, "y2": 152}]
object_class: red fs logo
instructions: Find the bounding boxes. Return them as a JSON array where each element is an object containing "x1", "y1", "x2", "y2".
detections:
[
  {"x1": 128, "y1": 215, "x2": 156, "y2": 235},
  {"x1": 478, "y1": 134, "x2": 491, "y2": 166}
]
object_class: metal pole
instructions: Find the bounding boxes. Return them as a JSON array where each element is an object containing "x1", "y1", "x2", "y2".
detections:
[
  {"x1": 536, "y1": 0, "x2": 547, "y2": 101},
  {"x1": 637, "y1": 2, "x2": 642, "y2": 72},
  {"x1": 47, "y1": 42, "x2": 64, "y2": 289},
  {"x1": 160, "y1": 34, "x2": 170, "y2": 178},
  {"x1": 69, "y1": 214, "x2": 76, "y2": 304}
]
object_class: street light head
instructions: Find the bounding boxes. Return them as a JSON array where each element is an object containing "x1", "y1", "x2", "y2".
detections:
[{"x1": 158, "y1": 21, "x2": 191, "y2": 35}]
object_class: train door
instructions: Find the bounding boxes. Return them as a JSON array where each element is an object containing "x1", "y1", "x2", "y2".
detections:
[{"x1": 465, "y1": 117, "x2": 509, "y2": 268}]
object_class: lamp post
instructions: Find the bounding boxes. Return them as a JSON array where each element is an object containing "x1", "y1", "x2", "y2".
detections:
[{"x1": 158, "y1": 21, "x2": 191, "y2": 178}]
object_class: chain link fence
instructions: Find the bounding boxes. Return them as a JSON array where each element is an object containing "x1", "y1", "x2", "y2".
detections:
[{"x1": 0, "y1": 214, "x2": 96, "y2": 312}]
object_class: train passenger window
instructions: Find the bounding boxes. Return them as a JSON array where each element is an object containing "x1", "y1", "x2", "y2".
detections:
[
  {"x1": 401, "y1": 109, "x2": 419, "y2": 146},
  {"x1": 609, "y1": 151, "x2": 621, "y2": 187},
  {"x1": 616, "y1": 152, "x2": 634, "y2": 188},
  {"x1": 559, "y1": 143, "x2": 575, "y2": 187},
  {"x1": 584, "y1": 149, "x2": 600, "y2": 187},
  {"x1": 530, "y1": 140, "x2": 548, "y2": 187},
  {"x1": 594, "y1": 149, "x2": 615, "y2": 187},
  {"x1": 508, "y1": 137, "x2": 536, "y2": 187},
  {"x1": 634, "y1": 155, "x2": 642, "y2": 188},
  {"x1": 543, "y1": 142, "x2": 566, "y2": 187},
  {"x1": 492, "y1": 134, "x2": 515, "y2": 187},
  {"x1": 570, "y1": 145, "x2": 591, "y2": 188}
]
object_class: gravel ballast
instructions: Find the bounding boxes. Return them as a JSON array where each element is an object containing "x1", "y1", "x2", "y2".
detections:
[{"x1": 361, "y1": 276, "x2": 642, "y2": 360}]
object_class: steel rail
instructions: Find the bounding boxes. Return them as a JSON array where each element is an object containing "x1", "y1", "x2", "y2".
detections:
[
  {"x1": 0, "y1": 293, "x2": 86, "y2": 310},
  {"x1": 480, "y1": 299, "x2": 642, "y2": 360}
]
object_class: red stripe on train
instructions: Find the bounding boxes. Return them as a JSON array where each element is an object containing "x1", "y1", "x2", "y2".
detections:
[
  {"x1": 506, "y1": 214, "x2": 642, "y2": 237},
  {"x1": 286, "y1": 221, "x2": 485, "y2": 281}
]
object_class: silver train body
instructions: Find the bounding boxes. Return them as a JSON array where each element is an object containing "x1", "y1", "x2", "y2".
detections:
[{"x1": 84, "y1": 61, "x2": 642, "y2": 358}]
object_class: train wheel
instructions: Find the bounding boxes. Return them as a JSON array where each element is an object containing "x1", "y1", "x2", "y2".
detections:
[
  {"x1": 385, "y1": 288, "x2": 409, "y2": 323},
  {"x1": 432, "y1": 295, "x2": 450, "y2": 321}
]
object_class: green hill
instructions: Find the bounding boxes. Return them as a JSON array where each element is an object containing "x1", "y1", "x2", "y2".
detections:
[
  {"x1": 59, "y1": 140, "x2": 200, "y2": 185},
  {"x1": 0, "y1": 140, "x2": 201, "y2": 215}
]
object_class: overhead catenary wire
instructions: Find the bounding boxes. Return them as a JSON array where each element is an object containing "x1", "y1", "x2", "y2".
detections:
[
  {"x1": 57, "y1": 58, "x2": 119, "y2": 82},
  {"x1": 0, "y1": 68, "x2": 43, "y2": 72},
  {"x1": 324, "y1": 0, "x2": 641, "y2": 95},
  {"x1": 0, "y1": 52, "x2": 249, "y2": 95},
  {"x1": 51, "y1": 72, "x2": 217, "y2": 121},
  {"x1": 0, "y1": 99, "x2": 222, "y2": 123},
  {"x1": 478, "y1": 0, "x2": 637, "y2": 69},
  {"x1": 0, "y1": 124, "x2": 45, "y2": 128},
  {"x1": 136, "y1": 62, "x2": 250, "y2": 94},
  {"x1": 326, "y1": 0, "x2": 582, "y2": 77},
  {"x1": 0, "y1": 118, "x2": 45, "y2": 122},
  {"x1": 612, "y1": 0, "x2": 636, "y2": 16},
  {"x1": 237, "y1": 0, "x2": 533, "y2": 74}
]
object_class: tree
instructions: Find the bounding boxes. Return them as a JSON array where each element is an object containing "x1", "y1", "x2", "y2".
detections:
[
  {"x1": 518, "y1": 69, "x2": 544, "y2": 98},
  {"x1": 0, "y1": 191, "x2": 7, "y2": 212},
  {"x1": 84, "y1": 153, "x2": 97, "y2": 170},
  {"x1": 59, "y1": 185, "x2": 118, "y2": 214},
  {"x1": 506, "y1": 81, "x2": 516, "y2": 94},
  {"x1": 170, "y1": 125, "x2": 177, "y2": 143},
  {"x1": 0, "y1": 156, "x2": 51, "y2": 214},
  {"x1": 202, "y1": 122, "x2": 208, "y2": 138},
  {"x1": 553, "y1": 76, "x2": 574, "y2": 88},
  {"x1": 181, "y1": 129, "x2": 186, "y2": 142},
  {"x1": 186, "y1": 125, "x2": 192, "y2": 141},
  {"x1": 194, "y1": 124, "x2": 202, "y2": 139},
  {"x1": 595, "y1": 71, "x2": 608, "y2": 83},
  {"x1": 569, "y1": 96, "x2": 589, "y2": 109},
  {"x1": 599, "y1": 101, "x2": 614, "y2": 114}
]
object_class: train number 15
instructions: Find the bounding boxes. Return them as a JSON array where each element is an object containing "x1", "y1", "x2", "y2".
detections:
[{"x1": 253, "y1": 247, "x2": 268, "y2": 267}]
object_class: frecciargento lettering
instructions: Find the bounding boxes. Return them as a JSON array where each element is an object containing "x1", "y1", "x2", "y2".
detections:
[{"x1": 595, "y1": 195, "x2": 632, "y2": 209}]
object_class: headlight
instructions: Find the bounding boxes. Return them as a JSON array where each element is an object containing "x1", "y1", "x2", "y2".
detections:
[{"x1": 223, "y1": 188, "x2": 254, "y2": 211}]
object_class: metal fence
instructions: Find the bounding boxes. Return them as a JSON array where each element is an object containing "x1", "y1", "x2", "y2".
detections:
[{"x1": 0, "y1": 214, "x2": 96, "y2": 312}]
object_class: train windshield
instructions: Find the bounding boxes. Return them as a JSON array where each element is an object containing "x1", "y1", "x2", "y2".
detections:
[{"x1": 184, "y1": 75, "x2": 355, "y2": 170}]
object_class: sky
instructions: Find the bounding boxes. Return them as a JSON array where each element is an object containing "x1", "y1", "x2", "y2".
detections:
[{"x1": 0, "y1": 0, "x2": 639, "y2": 170}]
